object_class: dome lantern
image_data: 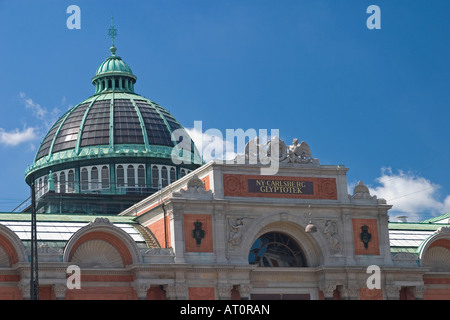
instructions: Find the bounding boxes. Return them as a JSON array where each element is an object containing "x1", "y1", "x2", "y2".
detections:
[
  {"x1": 91, "y1": 19, "x2": 137, "y2": 95},
  {"x1": 91, "y1": 44, "x2": 137, "y2": 94}
]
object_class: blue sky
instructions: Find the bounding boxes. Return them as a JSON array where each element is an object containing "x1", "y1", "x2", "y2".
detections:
[{"x1": 0, "y1": 0, "x2": 449, "y2": 221}]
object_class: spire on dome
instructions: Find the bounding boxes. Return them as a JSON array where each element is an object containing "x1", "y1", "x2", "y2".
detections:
[
  {"x1": 108, "y1": 15, "x2": 118, "y2": 55},
  {"x1": 91, "y1": 17, "x2": 137, "y2": 95}
]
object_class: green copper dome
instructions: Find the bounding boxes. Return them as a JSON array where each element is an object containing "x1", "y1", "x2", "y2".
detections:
[
  {"x1": 23, "y1": 23, "x2": 202, "y2": 215},
  {"x1": 25, "y1": 44, "x2": 201, "y2": 182},
  {"x1": 95, "y1": 46, "x2": 133, "y2": 75},
  {"x1": 91, "y1": 45, "x2": 137, "y2": 95}
]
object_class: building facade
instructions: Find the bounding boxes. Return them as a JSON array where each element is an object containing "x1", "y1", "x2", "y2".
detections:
[{"x1": 0, "y1": 40, "x2": 449, "y2": 300}]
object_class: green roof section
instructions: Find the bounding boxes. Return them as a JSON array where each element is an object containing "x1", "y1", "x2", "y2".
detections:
[
  {"x1": 388, "y1": 222, "x2": 448, "y2": 231},
  {"x1": 420, "y1": 212, "x2": 450, "y2": 224},
  {"x1": 390, "y1": 247, "x2": 419, "y2": 254},
  {"x1": 0, "y1": 212, "x2": 138, "y2": 224}
]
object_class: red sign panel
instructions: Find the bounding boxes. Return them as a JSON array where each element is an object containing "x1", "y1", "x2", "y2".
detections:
[{"x1": 223, "y1": 174, "x2": 337, "y2": 200}]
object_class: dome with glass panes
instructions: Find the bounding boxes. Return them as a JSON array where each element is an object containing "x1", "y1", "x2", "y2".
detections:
[{"x1": 24, "y1": 43, "x2": 202, "y2": 215}]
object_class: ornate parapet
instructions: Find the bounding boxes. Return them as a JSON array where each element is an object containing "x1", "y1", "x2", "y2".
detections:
[
  {"x1": 349, "y1": 180, "x2": 386, "y2": 204},
  {"x1": 173, "y1": 174, "x2": 213, "y2": 199},
  {"x1": 234, "y1": 137, "x2": 319, "y2": 166}
]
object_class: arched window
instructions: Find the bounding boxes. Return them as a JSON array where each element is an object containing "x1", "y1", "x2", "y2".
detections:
[
  {"x1": 152, "y1": 166, "x2": 159, "y2": 189},
  {"x1": 91, "y1": 167, "x2": 99, "y2": 190},
  {"x1": 43, "y1": 175, "x2": 48, "y2": 194},
  {"x1": 138, "y1": 165, "x2": 145, "y2": 188},
  {"x1": 161, "y1": 166, "x2": 168, "y2": 188},
  {"x1": 127, "y1": 165, "x2": 135, "y2": 187},
  {"x1": 180, "y1": 169, "x2": 186, "y2": 178},
  {"x1": 170, "y1": 167, "x2": 176, "y2": 183},
  {"x1": 101, "y1": 166, "x2": 109, "y2": 189},
  {"x1": 68, "y1": 170, "x2": 75, "y2": 192},
  {"x1": 60, "y1": 172, "x2": 66, "y2": 193},
  {"x1": 53, "y1": 173, "x2": 59, "y2": 193},
  {"x1": 81, "y1": 168, "x2": 88, "y2": 191},
  {"x1": 248, "y1": 232, "x2": 306, "y2": 267},
  {"x1": 38, "y1": 178, "x2": 43, "y2": 197},
  {"x1": 117, "y1": 165, "x2": 124, "y2": 188}
]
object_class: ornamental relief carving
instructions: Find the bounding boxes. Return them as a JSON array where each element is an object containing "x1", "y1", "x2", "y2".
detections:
[
  {"x1": 314, "y1": 219, "x2": 342, "y2": 255},
  {"x1": 227, "y1": 217, "x2": 253, "y2": 251}
]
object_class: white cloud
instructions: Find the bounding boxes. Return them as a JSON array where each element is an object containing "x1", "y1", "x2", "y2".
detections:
[
  {"x1": 19, "y1": 92, "x2": 47, "y2": 120},
  {"x1": 0, "y1": 127, "x2": 38, "y2": 146},
  {"x1": 19, "y1": 92, "x2": 61, "y2": 129},
  {"x1": 366, "y1": 167, "x2": 450, "y2": 221},
  {"x1": 185, "y1": 127, "x2": 237, "y2": 162}
]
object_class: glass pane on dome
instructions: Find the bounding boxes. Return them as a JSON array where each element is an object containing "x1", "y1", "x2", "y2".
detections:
[
  {"x1": 135, "y1": 101, "x2": 174, "y2": 147},
  {"x1": 114, "y1": 99, "x2": 144, "y2": 144},
  {"x1": 53, "y1": 103, "x2": 90, "y2": 153},
  {"x1": 80, "y1": 100, "x2": 111, "y2": 147},
  {"x1": 36, "y1": 114, "x2": 67, "y2": 160}
]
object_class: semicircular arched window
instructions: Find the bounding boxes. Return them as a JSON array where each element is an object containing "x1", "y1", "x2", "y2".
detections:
[{"x1": 248, "y1": 232, "x2": 306, "y2": 267}]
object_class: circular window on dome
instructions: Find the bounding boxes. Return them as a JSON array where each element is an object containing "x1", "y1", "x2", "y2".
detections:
[{"x1": 248, "y1": 232, "x2": 306, "y2": 267}]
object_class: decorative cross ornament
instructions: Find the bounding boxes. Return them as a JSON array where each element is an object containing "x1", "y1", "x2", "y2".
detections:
[{"x1": 108, "y1": 16, "x2": 118, "y2": 45}]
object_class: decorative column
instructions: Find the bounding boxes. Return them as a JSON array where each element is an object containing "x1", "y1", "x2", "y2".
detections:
[
  {"x1": 412, "y1": 285, "x2": 426, "y2": 300},
  {"x1": 172, "y1": 211, "x2": 185, "y2": 263},
  {"x1": 164, "y1": 283, "x2": 187, "y2": 300},
  {"x1": 385, "y1": 285, "x2": 401, "y2": 300},
  {"x1": 132, "y1": 280, "x2": 151, "y2": 300},
  {"x1": 319, "y1": 282, "x2": 337, "y2": 300},
  {"x1": 18, "y1": 280, "x2": 31, "y2": 300},
  {"x1": 238, "y1": 284, "x2": 251, "y2": 300},
  {"x1": 218, "y1": 284, "x2": 233, "y2": 300},
  {"x1": 214, "y1": 209, "x2": 227, "y2": 264},
  {"x1": 342, "y1": 211, "x2": 356, "y2": 265},
  {"x1": 340, "y1": 285, "x2": 359, "y2": 300},
  {"x1": 53, "y1": 284, "x2": 67, "y2": 300}
]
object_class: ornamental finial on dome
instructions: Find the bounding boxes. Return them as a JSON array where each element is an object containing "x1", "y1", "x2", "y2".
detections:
[
  {"x1": 91, "y1": 16, "x2": 137, "y2": 95},
  {"x1": 108, "y1": 15, "x2": 118, "y2": 54}
]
